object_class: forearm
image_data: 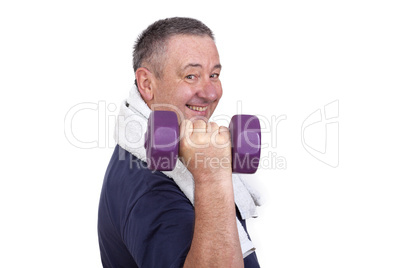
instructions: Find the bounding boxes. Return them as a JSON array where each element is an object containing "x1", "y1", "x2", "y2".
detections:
[{"x1": 183, "y1": 175, "x2": 244, "y2": 268}]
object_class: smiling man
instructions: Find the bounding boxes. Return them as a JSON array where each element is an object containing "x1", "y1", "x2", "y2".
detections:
[
  {"x1": 135, "y1": 28, "x2": 222, "y2": 121},
  {"x1": 98, "y1": 17, "x2": 261, "y2": 268}
]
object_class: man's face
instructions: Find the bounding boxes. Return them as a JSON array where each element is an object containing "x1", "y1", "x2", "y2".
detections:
[{"x1": 150, "y1": 35, "x2": 222, "y2": 123}]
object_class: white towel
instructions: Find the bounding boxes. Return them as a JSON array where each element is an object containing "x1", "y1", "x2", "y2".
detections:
[{"x1": 115, "y1": 85, "x2": 262, "y2": 258}]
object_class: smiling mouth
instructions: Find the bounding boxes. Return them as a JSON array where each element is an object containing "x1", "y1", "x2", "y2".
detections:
[{"x1": 186, "y1": 105, "x2": 208, "y2": 112}]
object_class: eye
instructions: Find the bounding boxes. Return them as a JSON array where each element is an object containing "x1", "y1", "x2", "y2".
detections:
[
  {"x1": 210, "y1": 73, "x2": 220, "y2": 79},
  {"x1": 185, "y1": 74, "x2": 196, "y2": 80}
]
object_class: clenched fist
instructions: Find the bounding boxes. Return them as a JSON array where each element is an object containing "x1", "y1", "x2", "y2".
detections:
[{"x1": 179, "y1": 119, "x2": 232, "y2": 183}]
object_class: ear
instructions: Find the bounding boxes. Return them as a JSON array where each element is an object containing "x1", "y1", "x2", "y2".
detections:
[{"x1": 135, "y1": 67, "x2": 154, "y2": 102}]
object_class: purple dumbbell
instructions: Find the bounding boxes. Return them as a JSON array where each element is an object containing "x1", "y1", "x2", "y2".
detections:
[
  {"x1": 144, "y1": 111, "x2": 261, "y2": 173},
  {"x1": 229, "y1": 115, "x2": 261, "y2": 174},
  {"x1": 144, "y1": 111, "x2": 180, "y2": 171}
]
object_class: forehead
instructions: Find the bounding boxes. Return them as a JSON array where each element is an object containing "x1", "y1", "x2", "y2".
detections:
[{"x1": 164, "y1": 35, "x2": 220, "y2": 67}]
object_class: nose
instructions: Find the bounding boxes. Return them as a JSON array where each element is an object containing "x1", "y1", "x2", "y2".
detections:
[{"x1": 197, "y1": 78, "x2": 220, "y2": 102}]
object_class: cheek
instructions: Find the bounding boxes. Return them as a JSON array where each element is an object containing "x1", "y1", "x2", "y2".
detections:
[
  {"x1": 175, "y1": 91, "x2": 192, "y2": 106},
  {"x1": 161, "y1": 87, "x2": 187, "y2": 105},
  {"x1": 174, "y1": 86, "x2": 194, "y2": 105}
]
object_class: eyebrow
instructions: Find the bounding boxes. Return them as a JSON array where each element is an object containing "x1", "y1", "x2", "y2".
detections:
[{"x1": 182, "y1": 63, "x2": 222, "y2": 71}]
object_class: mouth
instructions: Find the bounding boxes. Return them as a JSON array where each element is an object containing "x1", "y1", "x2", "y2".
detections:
[{"x1": 186, "y1": 104, "x2": 208, "y2": 112}]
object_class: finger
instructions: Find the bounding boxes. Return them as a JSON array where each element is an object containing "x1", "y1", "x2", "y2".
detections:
[
  {"x1": 219, "y1": 126, "x2": 229, "y2": 134},
  {"x1": 209, "y1": 122, "x2": 219, "y2": 133},
  {"x1": 180, "y1": 119, "x2": 193, "y2": 139},
  {"x1": 210, "y1": 125, "x2": 230, "y2": 147},
  {"x1": 219, "y1": 126, "x2": 231, "y2": 141},
  {"x1": 192, "y1": 119, "x2": 207, "y2": 133}
]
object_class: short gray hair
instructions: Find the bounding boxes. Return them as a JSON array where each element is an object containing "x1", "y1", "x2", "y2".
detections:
[{"x1": 133, "y1": 17, "x2": 214, "y2": 82}]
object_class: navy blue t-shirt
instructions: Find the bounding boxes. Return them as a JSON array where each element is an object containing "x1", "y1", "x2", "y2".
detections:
[{"x1": 98, "y1": 145, "x2": 260, "y2": 267}]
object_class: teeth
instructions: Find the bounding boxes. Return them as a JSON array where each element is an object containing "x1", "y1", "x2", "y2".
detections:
[{"x1": 187, "y1": 105, "x2": 207, "y2": 112}]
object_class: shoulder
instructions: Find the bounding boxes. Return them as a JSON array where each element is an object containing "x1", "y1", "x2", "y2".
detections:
[
  {"x1": 99, "y1": 145, "x2": 191, "y2": 224},
  {"x1": 104, "y1": 145, "x2": 185, "y2": 199}
]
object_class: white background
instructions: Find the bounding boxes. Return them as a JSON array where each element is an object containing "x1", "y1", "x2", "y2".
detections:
[{"x1": 1, "y1": 0, "x2": 401, "y2": 267}]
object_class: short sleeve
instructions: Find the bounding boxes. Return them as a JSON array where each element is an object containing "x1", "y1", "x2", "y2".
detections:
[{"x1": 123, "y1": 190, "x2": 195, "y2": 268}]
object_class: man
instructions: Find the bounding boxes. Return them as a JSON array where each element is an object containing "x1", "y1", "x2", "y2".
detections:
[{"x1": 98, "y1": 17, "x2": 261, "y2": 267}]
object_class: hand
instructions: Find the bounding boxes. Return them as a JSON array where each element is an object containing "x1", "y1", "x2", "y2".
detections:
[
  {"x1": 179, "y1": 119, "x2": 232, "y2": 183},
  {"x1": 180, "y1": 119, "x2": 243, "y2": 268}
]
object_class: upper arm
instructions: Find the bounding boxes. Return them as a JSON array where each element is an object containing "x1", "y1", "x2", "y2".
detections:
[{"x1": 123, "y1": 190, "x2": 195, "y2": 268}]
